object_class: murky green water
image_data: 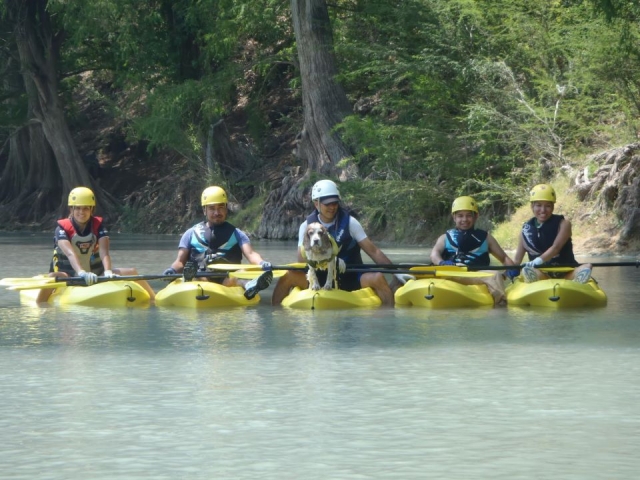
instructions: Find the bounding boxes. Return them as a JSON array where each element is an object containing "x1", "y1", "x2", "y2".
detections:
[{"x1": 1, "y1": 234, "x2": 639, "y2": 479}]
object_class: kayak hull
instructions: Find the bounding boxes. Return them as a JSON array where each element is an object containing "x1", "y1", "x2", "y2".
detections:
[
  {"x1": 395, "y1": 278, "x2": 494, "y2": 308},
  {"x1": 281, "y1": 287, "x2": 382, "y2": 309},
  {"x1": 506, "y1": 278, "x2": 607, "y2": 308},
  {"x1": 155, "y1": 278, "x2": 259, "y2": 308},
  {"x1": 20, "y1": 280, "x2": 151, "y2": 307}
]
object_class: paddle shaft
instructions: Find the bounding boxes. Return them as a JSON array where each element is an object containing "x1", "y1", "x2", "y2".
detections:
[
  {"x1": 340, "y1": 261, "x2": 640, "y2": 271},
  {"x1": 9, "y1": 260, "x2": 636, "y2": 286},
  {"x1": 6, "y1": 272, "x2": 227, "y2": 288},
  {"x1": 457, "y1": 260, "x2": 640, "y2": 271}
]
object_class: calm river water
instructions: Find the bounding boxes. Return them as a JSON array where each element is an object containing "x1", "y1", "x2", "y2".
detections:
[{"x1": 1, "y1": 233, "x2": 639, "y2": 479}]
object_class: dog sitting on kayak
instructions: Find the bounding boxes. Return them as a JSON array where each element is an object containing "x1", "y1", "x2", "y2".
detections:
[{"x1": 301, "y1": 222, "x2": 342, "y2": 290}]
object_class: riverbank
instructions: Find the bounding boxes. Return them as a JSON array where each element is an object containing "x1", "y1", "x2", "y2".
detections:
[{"x1": 492, "y1": 176, "x2": 639, "y2": 256}]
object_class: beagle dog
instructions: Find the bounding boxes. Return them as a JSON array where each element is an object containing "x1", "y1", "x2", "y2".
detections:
[{"x1": 301, "y1": 222, "x2": 340, "y2": 290}]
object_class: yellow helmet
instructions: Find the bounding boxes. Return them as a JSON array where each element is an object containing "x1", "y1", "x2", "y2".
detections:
[
  {"x1": 68, "y1": 187, "x2": 96, "y2": 207},
  {"x1": 451, "y1": 196, "x2": 478, "y2": 214},
  {"x1": 201, "y1": 186, "x2": 228, "y2": 206},
  {"x1": 529, "y1": 184, "x2": 556, "y2": 203}
]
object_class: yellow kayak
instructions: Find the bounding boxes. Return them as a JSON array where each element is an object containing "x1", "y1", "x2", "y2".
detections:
[
  {"x1": 155, "y1": 278, "x2": 259, "y2": 308},
  {"x1": 395, "y1": 278, "x2": 494, "y2": 308},
  {"x1": 19, "y1": 280, "x2": 151, "y2": 307},
  {"x1": 506, "y1": 277, "x2": 607, "y2": 308},
  {"x1": 281, "y1": 287, "x2": 382, "y2": 310}
]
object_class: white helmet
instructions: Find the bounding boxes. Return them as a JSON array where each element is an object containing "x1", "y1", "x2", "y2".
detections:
[{"x1": 311, "y1": 179, "x2": 341, "y2": 204}]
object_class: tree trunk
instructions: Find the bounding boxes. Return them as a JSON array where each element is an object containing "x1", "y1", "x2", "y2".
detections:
[
  {"x1": 5, "y1": 0, "x2": 115, "y2": 221},
  {"x1": 0, "y1": 128, "x2": 30, "y2": 204},
  {"x1": 259, "y1": 0, "x2": 355, "y2": 238},
  {"x1": 0, "y1": 122, "x2": 61, "y2": 225},
  {"x1": 290, "y1": 0, "x2": 353, "y2": 177}
]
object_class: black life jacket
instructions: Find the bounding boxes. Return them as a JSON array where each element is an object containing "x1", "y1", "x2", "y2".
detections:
[
  {"x1": 522, "y1": 214, "x2": 577, "y2": 265},
  {"x1": 52, "y1": 217, "x2": 104, "y2": 273}
]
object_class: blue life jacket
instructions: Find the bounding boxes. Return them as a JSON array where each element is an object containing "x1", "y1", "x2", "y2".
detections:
[
  {"x1": 189, "y1": 221, "x2": 243, "y2": 270},
  {"x1": 443, "y1": 228, "x2": 490, "y2": 266}
]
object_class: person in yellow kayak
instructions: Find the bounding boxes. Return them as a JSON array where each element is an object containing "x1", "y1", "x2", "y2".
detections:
[
  {"x1": 513, "y1": 184, "x2": 592, "y2": 283},
  {"x1": 37, "y1": 186, "x2": 156, "y2": 303},
  {"x1": 162, "y1": 186, "x2": 273, "y2": 300},
  {"x1": 271, "y1": 179, "x2": 404, "y2": 306},
  {"x1": 430, "y1": 195, "x2": 516, "y2": 305}
]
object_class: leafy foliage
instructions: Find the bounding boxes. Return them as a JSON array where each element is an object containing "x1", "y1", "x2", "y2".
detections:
[
  {"x1": 2, "y1": 0, "x2": 640, "y2": 235},
  {"x1": 326, "y1": 0, "x2": 640, "y2": 229}
]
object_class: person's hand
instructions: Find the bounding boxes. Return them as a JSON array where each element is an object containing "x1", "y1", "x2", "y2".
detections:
[
  {"x1": 78, "y1": 270, "x2": 98, "y2": 286},
  {"x1": 438, "y1": 260, "x2": 456, "y2": 266},
  {"x1": 337, "y1": 258, "x2": 346, "y2": 274},
  {"x1": 205, "y1": 252, "x2": 222, "y2": 264},
  {"x1": 260, "y1": 260, "x2": 272, "y2": 271},
  {"x1": 163, "y1": 267, "x2": 177, "y2": 276},
  {"x1": 394, "y1": 273, "x2": 415, "y2": 284},
  {"x1": 525, "y1": 257, "x2": 544, "y2": 268},
  {"x1": 505, "y1": 269, "x2": 520, "y2": 280},
  {"x1": 103, "y1": 270, "x2": 117, "y2": 278}
]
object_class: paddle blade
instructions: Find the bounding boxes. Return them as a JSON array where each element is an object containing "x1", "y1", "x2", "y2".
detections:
[
  {"x1": 229, "y1": 270, "x2": 287, "y2": 280},
  {"x1": 409, "y1": 265, "x2": 468, "y2": 272},
  {"x1": 207, "y1": 263, "x2": 307, "y2": 271},
  {"x1": 0, "y1": 277, "x2": 59, "y2": 286},
  {"x1": 409, "y1": 266, "x2": 495, "y2": 278},
  {"x1": 538, "y1": 267, "x2": 575, "y2": 273},
  {"x1": 8, "y1": 281, "x2": 69, "y2": 291},
  {"x1": 207, "y1": 264, "x2": 260, "y2": 271}
]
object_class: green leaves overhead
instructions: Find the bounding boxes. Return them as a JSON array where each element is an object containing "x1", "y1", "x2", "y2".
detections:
[{"x1": 3, "y1": 0, "x2": 640, "y2": 228}]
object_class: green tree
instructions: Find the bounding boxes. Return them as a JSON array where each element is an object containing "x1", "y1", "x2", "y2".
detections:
[{"x1": 0, "y1": 0, "x2": 105, "y2": 226}]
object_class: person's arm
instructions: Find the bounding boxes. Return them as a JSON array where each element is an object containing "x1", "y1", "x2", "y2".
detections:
[
  {"x1": 56, "y1": 238, "x2": 86, "y2": 274},
  {"x1": 429, "y1": 235, "x2": 446, "y2": 265},
  {"x1": 513, "y1": 233, "x2": 526, "y2": 264},
  {"x1": 98, "y1": 236, "x2": 113, "y2": 271},
  {"x1": 234, "y1": 229, "x2": 267, "y2": 266},
  {"x1": 168, "y1": 248, "x2": 190, "y2": 273},
  {"x1": 241, "y1": 243, "x2": 265, "y2": 265},
  {"x1": 358, "y1": 237, "x2": 392, "y2": 265},
  {"x1": 345, "y1": 217, "x2": 389, "y2": 265},
  {"x1": 487, "y1": 234, "x2": 515, "y2": 266},
  {"x1": 165, "y1": 230, "x2": 194, "y2": 273}
]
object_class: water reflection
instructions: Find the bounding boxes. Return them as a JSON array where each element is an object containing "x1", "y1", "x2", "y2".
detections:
[{"x1": 2, "y1": 302, "x2": 639, "y2": 353}]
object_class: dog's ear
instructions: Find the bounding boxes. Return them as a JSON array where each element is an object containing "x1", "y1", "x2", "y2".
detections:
[
  {"x1": 303, "y1": 226, "x2": 312, "y2": 250},
  {"x1": 321, "y1": 227, "x2": 333, "y2": 250}
]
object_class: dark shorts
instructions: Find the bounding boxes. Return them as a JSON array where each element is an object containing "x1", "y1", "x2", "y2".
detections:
[
  {"x1": 50, "y1": 251, "x2": 104, "y2": 276},
  {"x1": 546, "y1": 271, "x2": 567, "y2": 279},
  {"x1": 314, "y1": 271, "x2": 362, "y2": 291},
  {"x1": 547, "y1": 263, "x2": 579, "y2": 279}
]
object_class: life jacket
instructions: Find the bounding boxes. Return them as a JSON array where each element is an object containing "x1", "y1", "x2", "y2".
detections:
[
  {"x1": 305, "y1": 207, "x2": 363, "y2": 265},
  {"x1": 188, "y1": 221, "x2": 243, "y2": 270},
  {"x1": 52, "y1": 217, "x2": 104, "y2": 273},
  {"x1": 443, "y1": 228, "x2": 490, "y2": 266},
  {"x1": 522, "y1": 214, "x2": 577, "y2": 265}
]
